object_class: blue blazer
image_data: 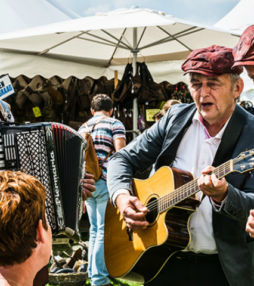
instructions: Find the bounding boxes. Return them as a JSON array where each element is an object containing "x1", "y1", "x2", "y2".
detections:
[{"x1": 108, "y1": 103, "x2": 254, "y2": 286}]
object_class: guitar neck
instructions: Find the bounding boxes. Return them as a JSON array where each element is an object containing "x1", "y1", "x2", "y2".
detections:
[{"x1": 158, "y1": 160, "x2": 233, "y2": 213}]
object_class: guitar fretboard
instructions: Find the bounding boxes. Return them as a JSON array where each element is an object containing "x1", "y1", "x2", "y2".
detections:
[{"x1": 157, "y1": 161, "x2": 232, "y2": 213}]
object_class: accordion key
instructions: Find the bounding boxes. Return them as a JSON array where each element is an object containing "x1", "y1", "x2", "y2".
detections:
[{"x1": 0, "y1": 122, "x2": 86, "y2": 237}]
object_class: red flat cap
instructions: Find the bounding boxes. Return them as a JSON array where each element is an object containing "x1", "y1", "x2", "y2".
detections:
[
  {"x1": 182, "y1": 45, "x2": 243, "y2": 76},
  {"x1": 232, "y1": 25, "x2": 254, "y2": 68}
]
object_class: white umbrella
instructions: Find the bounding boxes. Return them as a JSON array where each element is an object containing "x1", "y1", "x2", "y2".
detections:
[
  {"x1": 214, "y1": 0, "x2": 253, "y2": 34},
  {"x1": 214, "y1": 0, "x2": 254, "y2": 104},
  {"x1": 0, "y1": 7, "x2": 241, "y2": 134}
]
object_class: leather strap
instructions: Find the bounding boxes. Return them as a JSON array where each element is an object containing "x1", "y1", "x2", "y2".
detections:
[
  {"x1": 99, "y1": 150, "x2": 113, "y2": 167},
  {"x1": 84, "y1": 116, "x2": 114, "y2": 166},
  {"x1": 84, "y1": 116, "x2": 107, "y2": 132}
]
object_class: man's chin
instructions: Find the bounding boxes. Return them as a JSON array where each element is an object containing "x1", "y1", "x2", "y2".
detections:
[{"x1": 200, "y1": 111, "x2": 216, "y2": 123}]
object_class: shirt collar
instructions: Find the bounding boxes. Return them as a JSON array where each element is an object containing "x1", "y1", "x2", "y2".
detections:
[{"x1": 192, "y1": 110, "x2": 231, "y2": 140}]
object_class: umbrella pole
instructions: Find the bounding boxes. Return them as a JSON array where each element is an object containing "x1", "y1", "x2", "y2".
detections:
[{"x1": 132, "y1": 27, "x2": 138, "y2": 139}]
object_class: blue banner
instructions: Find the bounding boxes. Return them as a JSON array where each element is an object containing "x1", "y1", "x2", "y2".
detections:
[{"x1": 0, "y1": 74, "x2": 15, "y2": 99}]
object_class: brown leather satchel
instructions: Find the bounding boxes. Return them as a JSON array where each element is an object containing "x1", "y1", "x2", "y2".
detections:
[
  {"x1": 138, "y1": 62, "x2": 167, "y2": 107},
  {"x1": 42, "y1": 76, "x2": 64, "y2": 106},
  {"x1": 23, "y1": 75, "x2": 45, "y2": 106},
  {"x1": 112, "y1": 63, "x2": 133, "y2": 105},
  {"x1": 80, "y1": 117, "x2": 113, "y2": 181},
  {"x1": 13, "y1": 75, "x2": 30, "y2": 109}
]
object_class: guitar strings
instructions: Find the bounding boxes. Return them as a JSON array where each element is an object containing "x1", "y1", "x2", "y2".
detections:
[
  {"x1": 147, "y1": 163, "x2": 223, "y2": 210},
  {"x1": 145, "y1": 157, "x2": 249, "y2": 215},
  {"x1": 145, "y1": 161, "x2": 232, "y2": 215},
  {"x1": 147, "y1": 161, "x2": 231, "y2": 214}
]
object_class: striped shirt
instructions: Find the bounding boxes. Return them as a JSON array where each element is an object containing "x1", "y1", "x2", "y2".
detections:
[{"x1": 79, "y1": 115, "x2": 126, "y2": 180}]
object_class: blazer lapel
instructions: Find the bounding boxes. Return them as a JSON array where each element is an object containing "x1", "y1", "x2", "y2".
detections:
[
  {"x1": 156, "y1": 104, "x2": 196, "y2": 168},
  {"x1": 212, "y1": 105, "x2": 248, "y2": 167},
  {"x1": 212, "y1": 105, "x2": 248, "y2": 231}
]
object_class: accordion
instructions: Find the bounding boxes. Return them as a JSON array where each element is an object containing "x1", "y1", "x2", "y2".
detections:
[{"x1": 0, "y1": 122, "x2": 86, "y2": 238}]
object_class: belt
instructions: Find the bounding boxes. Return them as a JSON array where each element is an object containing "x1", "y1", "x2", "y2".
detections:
[{"x1": 174, "y1": 252, "x2": 219, "y2": 262}]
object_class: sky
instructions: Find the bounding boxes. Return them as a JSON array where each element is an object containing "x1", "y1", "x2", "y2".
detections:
[{"x1": 58, "y1": 0, "x2": 240, "y2": 26}]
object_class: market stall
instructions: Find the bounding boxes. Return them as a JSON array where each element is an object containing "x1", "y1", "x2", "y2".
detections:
[{"x1": 0, "y1": 7, "x2": 241, "y2": 136}]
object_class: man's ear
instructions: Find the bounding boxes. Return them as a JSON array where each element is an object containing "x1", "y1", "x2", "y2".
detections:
[
  {"x1": 91, "y1": 108, "x2": 94, "y2": 116},
  {"x1": 109, "y1": 108, "x2": 113, "y2": 116},
  {"x1": 233, "y1": 77, "x2": 244, "y2": 100},
  {"x1": 36, "y1": 220, "x2": 45, "y2": 244}
]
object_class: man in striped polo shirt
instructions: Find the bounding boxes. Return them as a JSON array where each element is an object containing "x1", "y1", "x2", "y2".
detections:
[{"x1": 79, "y1": 94, "x2": 126, "y2": 286}]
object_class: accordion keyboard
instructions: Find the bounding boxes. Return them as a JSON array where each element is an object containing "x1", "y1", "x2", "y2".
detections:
[
  {"x1": 0, "y1": 122, "x2": 86, "y2": 238},
  {"x1": 17, "y1": 129, "x2": 57, "y2": 231}
]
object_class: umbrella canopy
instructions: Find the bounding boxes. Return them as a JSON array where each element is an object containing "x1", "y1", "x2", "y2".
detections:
[
  {"x1": 214, "y1": 0, "x2": 254, "y2": 101},
  {"x1": 214, "y1": 0, "x2": 253, "y2": 34},
  {"x1": 0, "y1": 7, "x2": 240, "y2": 68},
  {"x1": 0, "y1": 7, "x2": 241, "y2": 134}
]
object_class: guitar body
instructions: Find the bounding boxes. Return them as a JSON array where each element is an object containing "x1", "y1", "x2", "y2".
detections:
[{"x1": 104, "y1": 166, "x2": 199, "y2": 283}]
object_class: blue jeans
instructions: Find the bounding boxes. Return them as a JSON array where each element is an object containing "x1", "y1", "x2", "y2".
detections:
[{"x1": 85, "y1": 178, "x2": 109, "y2": 286}]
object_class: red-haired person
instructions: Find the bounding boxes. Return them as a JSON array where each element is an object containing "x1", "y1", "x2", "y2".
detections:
[
  {"x1": 233, "y1": 25, "x2": 254, "y2": 239},
  {"x1": 0, "y1": 171, "x2": 52, "y2": 286},
  {"x1": 0, "y1": 100, "x2": 96, "y2": 286}
]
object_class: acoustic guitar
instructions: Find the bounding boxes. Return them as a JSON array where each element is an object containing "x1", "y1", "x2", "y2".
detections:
[{"x1": 104, "y1": 149, "x2": 254, "y2": 284}]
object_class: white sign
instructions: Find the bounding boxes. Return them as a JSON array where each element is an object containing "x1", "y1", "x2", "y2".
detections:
[{"x1": 0, "y1": 74, "x2": 15, "y2": 99}]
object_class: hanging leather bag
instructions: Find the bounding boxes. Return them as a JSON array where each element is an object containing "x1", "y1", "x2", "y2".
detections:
[
  {"x1": 131, "y1": 62, "x2": 142, "y2": 96},
  {"x1": 112, "y1": 63, "x2": 133, "y2": 104},
  {"x1": 14, "y1": 75, "x2": 30, "y2": 109},
  {"x1": 138, "y1": 62, "x2": 167, "y2": 107},
  {"x1": 80, "y1": 117, "x2": 113, "y2": 181}
]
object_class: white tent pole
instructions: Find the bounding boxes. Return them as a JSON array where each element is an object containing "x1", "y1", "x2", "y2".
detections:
[{"x1": 132, "y1": 27, "x2": 138, "y2": 138}]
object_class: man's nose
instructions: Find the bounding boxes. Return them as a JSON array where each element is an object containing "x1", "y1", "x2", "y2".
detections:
[{"x1": 200, "y1": 84, "x2": 210, "y2": 97}]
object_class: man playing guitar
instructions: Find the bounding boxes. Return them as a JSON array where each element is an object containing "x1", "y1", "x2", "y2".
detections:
[{"x1": 107, "y1": 46, "x2": 254, "y2": 286}]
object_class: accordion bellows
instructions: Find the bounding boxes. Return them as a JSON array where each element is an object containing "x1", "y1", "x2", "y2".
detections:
[{"x1": 0, "y1": 122, "x2": 86, "y2": 237}]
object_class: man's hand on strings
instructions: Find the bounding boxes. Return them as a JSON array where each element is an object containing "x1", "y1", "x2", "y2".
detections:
[
  {"x1": 198, "y1": 166, "x2": 228, "y2": 203},
  {"x1": 116, "y1": 194, "x2": 149, "y2": 230}
]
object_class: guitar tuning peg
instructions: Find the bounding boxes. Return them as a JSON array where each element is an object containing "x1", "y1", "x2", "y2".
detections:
[{"x1": 247, "y1": 171, "x2": 254, "y2": 178}]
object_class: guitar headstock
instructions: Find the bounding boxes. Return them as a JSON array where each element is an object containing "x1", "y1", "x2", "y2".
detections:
[{"x1": 233, "y1": 149, "x2": 254, "y2": 173}]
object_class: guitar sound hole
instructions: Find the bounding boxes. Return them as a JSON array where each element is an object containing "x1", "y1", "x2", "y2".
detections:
[{"x1": 146, "y1": 198, "x2": 158, "y2": 224}]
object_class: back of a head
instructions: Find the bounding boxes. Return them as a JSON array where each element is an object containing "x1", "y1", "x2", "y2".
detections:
[
  {"x1": 91, "y1": 94, "x2": 113, "y2": 112},
  {"x1": 163, "y1": 99, "x2": 181, "y2": 113},
  {"x1": 153, "y1": 99, "x2": 181, "y2": 122},
  {"x1": 0, "y1": 171, "x2": 47, "y2": 266}
]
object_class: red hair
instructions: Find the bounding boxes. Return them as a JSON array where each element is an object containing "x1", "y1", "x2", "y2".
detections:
[{"x1": 0, "y1": 171, "x2": 48, "y2": 266}]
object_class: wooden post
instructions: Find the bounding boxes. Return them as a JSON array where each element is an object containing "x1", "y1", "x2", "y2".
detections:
[{"x1": 114, "y1": 70, "x2": 118, "y2": 89}]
